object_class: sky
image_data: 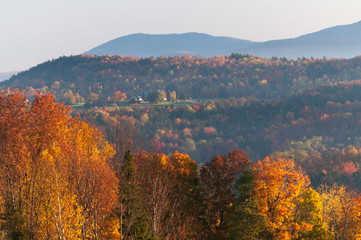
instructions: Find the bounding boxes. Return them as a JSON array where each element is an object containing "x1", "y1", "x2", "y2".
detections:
[{"x1": 1, "y1": 0, "x2": 361, "y2": 72}]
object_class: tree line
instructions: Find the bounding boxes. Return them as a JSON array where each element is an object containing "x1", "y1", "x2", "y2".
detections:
[{"x1": 4, "y1": 55, "x2": 361, "y2": 105}]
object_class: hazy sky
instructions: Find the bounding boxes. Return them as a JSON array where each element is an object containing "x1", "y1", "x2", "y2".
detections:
[{"x1": 1, "y1": 0, "x2": 361, "y2": 72}]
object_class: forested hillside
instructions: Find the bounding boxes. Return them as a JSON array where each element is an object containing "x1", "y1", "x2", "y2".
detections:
[
  {"x1": 2, "y1": 90, "x2": 361, "y2": 239},
  {"x1": 3, "y1": 55, "x2": 361, "y2": 105},
  {"x1": 72, "y1": 82, "x2": 361, "y2": 163},
  {"x1": 4, "y1": 1, "x2": 361, "y2": 238},
  {"x1": 3, "y1": 55, "x2": 361, "y2": 238},
  {"x1": 4, "y1": 55, "x2": 361, "y2": 163}
]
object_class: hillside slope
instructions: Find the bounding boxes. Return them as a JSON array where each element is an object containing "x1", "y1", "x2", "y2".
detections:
[
  {"x1": 241, "y1": 20, "x2": 361, "y2": 58},
  {"x1": 86, "y1": 21, "x2": 361, "y2": 59},
  {"x1": 3, "y1": 55, "x2": 361, "y2": 104},
  {"x1": 85, "y1": 32, "x2": 257, "y2": 57}
]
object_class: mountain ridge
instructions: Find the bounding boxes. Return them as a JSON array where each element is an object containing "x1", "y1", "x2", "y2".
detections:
[
  {"x1": 85, "y1": 32, "x2": 258, "y2": 57},
  {"x1": 241, "y1": 20, "x2": 361, "y2": 59},
  {"x1": 85, "y1": 20, "x2": 361, "y2": 59}
]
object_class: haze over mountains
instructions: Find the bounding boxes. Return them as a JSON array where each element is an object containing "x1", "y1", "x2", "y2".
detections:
[
  {"x1": 0, "y1": 72, "x2": 18, "y2": 82},
  {"x1": 86, "y1": 20, "x2": 361, "y2": 59},
  {"x1": 85, "y1": 32, "x2": 257, "y2": 57}
]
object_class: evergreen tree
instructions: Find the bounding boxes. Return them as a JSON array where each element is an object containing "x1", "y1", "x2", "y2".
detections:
[
  {"x1": 229, "y1": 168, "x2": 274, "y2": 240},
  {"x1": 120, "y1": 150, "x2": 151, "y2": 239}
]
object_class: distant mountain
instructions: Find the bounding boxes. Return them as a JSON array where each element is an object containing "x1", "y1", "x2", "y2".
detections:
[
  {"x1": 241, "y1": 20, "x2": 361, "y2": 59},
  {"x1": 0, "y1": 71, "x2": 17, "y2": 82},
  {"x1": 86, "y1": 21, "x2": 361, "y2": 59},
  {"x1": 85, "y1": 32, "x2": 258, "y2": 57}
]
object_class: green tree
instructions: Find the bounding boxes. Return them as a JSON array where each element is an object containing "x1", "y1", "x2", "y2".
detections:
[
  {"x1": 148, "y1": 90, "x2": 164, "y2": 104},
  {"x1": 229, "y1": 168, "x2": 274, "y2": 240},
  {"x1": 120, "y1": 150, "x2": 150, "y2": 239},
  {"x1": 293, "y1": 188, "x2": 331, "y2": 239}
]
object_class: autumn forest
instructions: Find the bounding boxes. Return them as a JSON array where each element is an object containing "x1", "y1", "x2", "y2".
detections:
[{"x1": 2, "y1": 55, "x2": 361, "y2": 239}]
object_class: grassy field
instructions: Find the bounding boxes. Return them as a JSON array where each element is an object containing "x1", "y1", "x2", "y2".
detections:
[{"x1": 70, "y1": 100, "x2": 198, "y2": 109}]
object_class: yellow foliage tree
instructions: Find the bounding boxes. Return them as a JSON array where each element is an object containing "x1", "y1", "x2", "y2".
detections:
[
  {"x1": 0, "y1": 90, "x2": 117, "y2": 239},
  {"x1": 318, "y1": 183, "x2": 361, "y2": 240},
  {"x1": 252, "y1": 157, "x2": 310, "y2": 239}
]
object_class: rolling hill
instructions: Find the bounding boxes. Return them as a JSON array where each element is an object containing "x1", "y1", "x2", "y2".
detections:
[
  {"x1": 242, "y1": 20, "x2": 361, "y2": 59},
  {"x1": 85, "y1": 32, "x2": 258, "y2": 57},
  {"x1": 4, "y1": 54, "x2": 361, "y2": 163},
  {"x1": 85, "y1": 20, "x2": 361, "y2": 59}
]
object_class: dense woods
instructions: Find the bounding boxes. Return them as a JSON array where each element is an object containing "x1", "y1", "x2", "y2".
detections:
[
  {"x1": 69, "y1": 82, "x2": 361, "y2": 164},
  {"x1": 5, "y1": 55, "x2": 361, "y2": 162},
  {"x1": 1, "y1": 90, "x2": 361, "y2": 239},
  {"x1": 4, "y1": 54, "x2": 361, "y2": 104},
  {"x1": 3, "y1": 54, "x2": 361, "y2": 238},
  {"x1": 2, "y1": 91, "x2": 361, "y2": 239},
  {"x1": 0, "y1": 90, "x2": 117, "y2": 239}
]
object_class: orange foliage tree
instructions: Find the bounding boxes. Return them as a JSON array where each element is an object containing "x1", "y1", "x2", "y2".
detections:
[
  {"x1": 252, "y1": 157, "x2": 310, "y2": 239},
  {"x1": 200, "y1": 150, "x2": 250, "y2": 238},
  {"x1": 0, "y1": 90, "x2": 117, "y2": 239}
]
